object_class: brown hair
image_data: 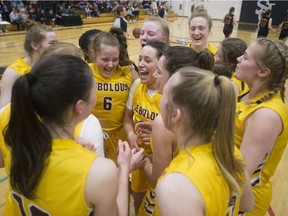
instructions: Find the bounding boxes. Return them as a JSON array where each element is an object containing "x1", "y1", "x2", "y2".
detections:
[
  {"x1": 253, "y1": 38, "x2": 288, "y2": 103},
  {"x1": 24, "y1": 24, "x2": 54, "y2": 54}
]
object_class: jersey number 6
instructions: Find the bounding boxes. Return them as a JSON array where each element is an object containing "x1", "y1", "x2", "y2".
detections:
[{"x1": 103, "y1": 97, "x2": 112, "y2": 110}]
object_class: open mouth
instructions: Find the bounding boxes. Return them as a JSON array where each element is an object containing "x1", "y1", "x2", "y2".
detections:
[{"x1": 139, "y1": 71, "x2": 149, "y2": 79}]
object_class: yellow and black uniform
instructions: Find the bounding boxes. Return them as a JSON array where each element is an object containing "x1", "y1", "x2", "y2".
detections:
[
  {"x1": 257, "y1": 16, "x2": 270, "y2": 38},
  {"x1": 131, "y1": 82, "x2": 161, "y2": 193},
  {"x1": 231, "y1": 74, "x2": 246, "y2": 95},
  {"x1": 4, "y1": 139, "x2": 97, "y2": 216},
  {"x1": 89, "y1": 64, "x2": 133, "y2": 162},
  {"x1": 154, "y1": 143, "x2": 244, "y2": 216},
  {"x1": 138, "y1": 131, "x2": 179, "y2": 216},
  {"x1": 187, "y1": 43, "x2": 218, "y2": 55},
  {"x1": 5, "y1": 58, "x2": 31, "y2": 77},
  {"x1": 0, "y1": 104, "x2": 11, "y2": 175},
  {"x1": 279, "y1": 17, "x2": 288, "y2": 40},
  {"x1": 235, "y1": 92, "x2": 288, "y2": 216}
]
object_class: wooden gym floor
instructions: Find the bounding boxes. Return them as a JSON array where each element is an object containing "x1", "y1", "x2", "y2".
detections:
[{"x1": 0, "y1": 17, "x2": 287, "y2": 215}]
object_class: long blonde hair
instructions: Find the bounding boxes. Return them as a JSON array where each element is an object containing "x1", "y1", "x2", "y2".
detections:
[{"x1": 167, "y1": 67, "x2": 244, "y2": 195}]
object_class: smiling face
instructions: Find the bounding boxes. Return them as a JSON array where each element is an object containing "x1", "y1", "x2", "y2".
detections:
[
  {"x1": 235, "y1": 42, "x2": 262, "y2": 85},
  {"x1": 140, "y1": 21, "x2": 166, "y2": 46},
  {"x1": 138, "y1": 45, "x2": 159, "y2": 88},
  {"x1": 189, "y1": 17, "x2": 210, "y2": 52},
  {"x1": 95, "y1": 44, "x2": 119, "y2": 78},
  {"x1": 153, "y1": 55, "x2": 170, "y2": 93}
]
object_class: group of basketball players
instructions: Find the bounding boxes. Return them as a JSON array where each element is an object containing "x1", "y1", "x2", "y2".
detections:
[{"x1": 0, "y1": 4, "x2": 287, "y2": 216}]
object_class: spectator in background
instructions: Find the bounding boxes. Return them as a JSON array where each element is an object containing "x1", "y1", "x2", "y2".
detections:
[
  {"x1": 84, "y1": 3, "x2": 92, "y2": 18},
  {"x1": 91, "y1": 2, "x2": 100, "y2": 17},
  {"x1": 0, "y1": 13, "x2": 8, "y2": 32},
  {"x1": 158, "y1": 1, "x2": 168, "y2": 20},
  {"x1": 132, "y1": 0, "x2": 140, "y2": 21},
  {"x1": 10, "y1": 7, "x2": 24, "y2": 30},
  {"x1": 55, "y1": 6, "x2": 63, "y2": 26},
  {"x1": 1, "y1": 5, "x2": 11, "y2": 22},
  {"x1": 151, "y1": 0, "x2": 158, "y2": 15},
  {"x1": 20, "y1": 8, "x2": 29, "y2": 21},
  {"x1": 46, "y1": 9, "x2": 55, "y2": 26}
]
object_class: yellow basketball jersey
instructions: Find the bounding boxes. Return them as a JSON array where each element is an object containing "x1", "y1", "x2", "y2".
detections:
[
  {"x1": 235, "y1": 92, "x2": 288, "y2": 215},
  {"x1": 132, "y1": 82, "x2": 161, "y2": 155},
  {"x1": 131, "y1": 83, "x2": 161, "y2": 193},
  {"x1": 132, "y1": 82, "x2": 161, "y2": 124},
  {"x1": 187, "y1": 43, "x2": 218, "y2": 55},
  {"x1": 0, "y1": 104, "x2": 11, "y2": 175},
  {"x1": 154, "y1": 143, "x2": 243, "y2": 216},
  {"x1": 4, "y1": 139, "x2": 96, "y2": 216},
  {"x1": 231, "y1": 74, "x2": 245, "y2": 95},
  {"x1": 89, "y1": 64, "x2": 132, "y2": 131},
  {"x1": 7, "y1": 58, "x2": 31, "y2": 77}
]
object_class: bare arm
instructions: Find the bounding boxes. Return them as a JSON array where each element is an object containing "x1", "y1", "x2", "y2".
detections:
[
  {"x1": 116, "y1": 140, "x2": 132, "y2": 216},
  {"x1": 144, "y1": 115, "x2": 176, "y2": 187},
  {"x1": 239, "y1": 170, "x2": 255, "y2": 212},
  {"x1": 123, "y1": 107, "x2": 138, "y2": 149},
  {"x1": 85, "y1": 157, "x2": 119, "y2": 216},
  {"x1": 0, "y1": 68, "x2": 19, "y2": 109},
  {"x1": 240, "y1": 108, "x2": 282, "y2": 176},
  {"x1": 156, "y1": 173, "x2": 205, "y2": 216},
  {"x1": 268, "y1": 18, "x2": 275, "y2": 31},
  {"x1": 129, "y1": 65, "x2": 139, "y2": 82}
]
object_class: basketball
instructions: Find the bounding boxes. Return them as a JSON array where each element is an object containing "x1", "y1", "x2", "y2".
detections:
[{"x1": 132, "y1": 27, "x2": 141, "y2": 39}]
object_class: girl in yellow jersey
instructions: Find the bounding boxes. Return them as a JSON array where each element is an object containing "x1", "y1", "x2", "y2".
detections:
[
  {"x1": 1, "y1": 55, "x2": 133, "y2": 216},
  {"x1": 187, "y1": 8, "x2": 217, "y2": 54},
  {"x1": 123, "y1": 40, "x2": 169, "y2": 214},
  {"x1": 215, "y1": 38, "x2": 247, "y2": 96},
  {"x1": 139, "y1": 16, "x2": 170, "y2": 47},
  {"x1": 137, "y1": 46, "x2": 214, "y2": 216},
  {"x1": 234, "y1": 38, "x2": 288, "y2": 216},
  {"x1": 155, "y1": 67, "x2": 254, "y2": 216},
  {"x1": 0, "y1": 24, "x2": 57, "y2": 109},
  {"x1": 89, "y1": 32, "x2": 139, "y2": 162}
]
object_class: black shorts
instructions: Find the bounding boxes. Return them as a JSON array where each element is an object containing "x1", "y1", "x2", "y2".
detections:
[
  {"x1": 278, "y1": 29, "x2": 288, "y2": 40},
  {"x1": 223, "y1": 25, "x2": 233, "y2": 37}
]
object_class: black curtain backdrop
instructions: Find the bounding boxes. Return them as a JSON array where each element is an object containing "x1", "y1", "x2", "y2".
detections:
[{"x1": 240, "y1": 0, "x2": 288, "y2": 25}]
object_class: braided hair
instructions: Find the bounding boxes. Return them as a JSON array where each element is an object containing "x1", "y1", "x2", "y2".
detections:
[{"x1": 255, "y1": 38, "x2": 288, "y2": 104}]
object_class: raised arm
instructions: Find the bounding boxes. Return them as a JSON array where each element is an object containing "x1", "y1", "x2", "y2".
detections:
[{"x1": 144, "y1": 115, "x2": 176, "y2": 187}]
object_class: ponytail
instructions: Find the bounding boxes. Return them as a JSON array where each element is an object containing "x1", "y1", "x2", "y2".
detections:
[
  {"x1": 213, "y1": 75, "x2": 244, "y2": 195},
  {"x1": 4, "y1": 73, "x2": 51, "y2": 199}
]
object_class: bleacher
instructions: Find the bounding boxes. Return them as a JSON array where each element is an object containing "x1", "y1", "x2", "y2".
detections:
[{"x1": 5, "y1": 9, "x2": 177, "y2": 32}]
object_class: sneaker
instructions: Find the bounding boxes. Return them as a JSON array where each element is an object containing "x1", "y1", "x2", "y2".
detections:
[
  {"x1": 4, "y1": 30, "x2": 8, "y2": 32},
  {"x1": 0, "y1": 30, "x2": 2, "y2": 33}
]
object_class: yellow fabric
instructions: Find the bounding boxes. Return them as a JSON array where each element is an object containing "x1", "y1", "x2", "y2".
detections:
[
  {"x1": 74, "y1": 121, "x2": 84, "y2": 138},
  {"x1": 0, "y1": 104, "x2": 11, "y2": 175},
  {"x1": 235, "y1": 92, "x2": 288, "y2": 216},
  {"x1": 89, "y1": 64, "x2": 132, "y2": 132},
  {"x1": 7, "y1": 58, "x2": 31, "y2": 77},
  {"x1": 231, "y1": 74, "x2": 245, "y2": 95},
  {"x1": 154, "y1": 143, "x2": 244, "y2": 216},
  {"x1": 186, "y1": 43, "x2": 218, "y2": 55},
  {"x1": 138, "y1": 134, "x2": 179, "y2": 216},
  {"x1": 103, "y1": 127, "x2": 127, "y2": 162},
  {"x1": 131, "y1": 82, "x2": 161, "y2": 193},
  {"x1": 4, "y1": 139, "x2": 96, "y2": 216}
]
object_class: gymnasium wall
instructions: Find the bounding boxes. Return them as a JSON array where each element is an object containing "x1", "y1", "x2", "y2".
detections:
[{"x1": 169, "y1": 0, "x2": 287, "y2": 24}]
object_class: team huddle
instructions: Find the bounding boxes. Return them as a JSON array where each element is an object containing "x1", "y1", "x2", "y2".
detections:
[{"x1": 0, "y1": 5, "x2": 288, "y2": 216}]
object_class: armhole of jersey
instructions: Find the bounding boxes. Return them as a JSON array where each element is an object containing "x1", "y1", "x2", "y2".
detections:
[{"x1": 126, "y1": 78, "x2": 140, "y2": 109}]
